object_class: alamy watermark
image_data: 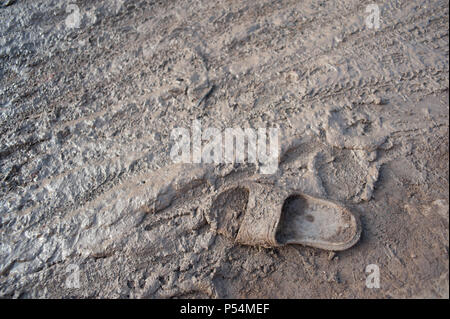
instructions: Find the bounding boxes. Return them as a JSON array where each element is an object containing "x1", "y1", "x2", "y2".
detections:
[
  {"x1": 65, "y1": 264, "x2": 80, "y2": 289},
  {"x1": 365, "y1": 264, "x2": 380, "y2": 288},
  {"x1": 170, "y1": 120, "x2": 279, "y2": 174},
  {"x1": 365, "y1": 4, "x2": 380, "y2": 30},
  {"x1": 65, "y1": 3, "x2": 81, "y2": 29},
  {"x1": 65, "y1": 1, "x2": 124, "y2": 30}
]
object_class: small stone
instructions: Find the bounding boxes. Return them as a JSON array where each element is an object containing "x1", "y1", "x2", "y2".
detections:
[{"x1": 372, "y1": 95, "x2": 387, "y2": 105}]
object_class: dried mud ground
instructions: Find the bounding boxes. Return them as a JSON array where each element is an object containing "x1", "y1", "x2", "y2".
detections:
[{"x1": 0, "y1": 0, "x2": 448, "y2": 298}]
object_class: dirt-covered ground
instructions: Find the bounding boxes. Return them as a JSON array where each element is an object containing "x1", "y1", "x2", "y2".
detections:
[{"x1": 0, "y1": 0, "x2": 448, "y2": 298}]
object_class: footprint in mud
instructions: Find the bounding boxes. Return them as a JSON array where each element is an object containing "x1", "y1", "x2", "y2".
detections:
[
  {"x1": 208, "y1": 186, "x2": 249, "y2": 239},
  {"x1": 208, "y1": 182, "x2": 361, "y2": 251}
]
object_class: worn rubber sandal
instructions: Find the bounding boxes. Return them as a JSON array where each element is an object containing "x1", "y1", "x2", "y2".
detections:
[{"x1": 208, "y1": 182, "x2": 361, "y2": 251}]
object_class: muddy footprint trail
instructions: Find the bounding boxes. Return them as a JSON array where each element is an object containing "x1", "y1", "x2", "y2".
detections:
[{"x1": 0, "y1": 0, "x2": 448, "y2": 298}]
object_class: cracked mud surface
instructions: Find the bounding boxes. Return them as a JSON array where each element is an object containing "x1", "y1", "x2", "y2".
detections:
[{"x1": 0, "y1": 0, "x2": 448, "y2": 298}]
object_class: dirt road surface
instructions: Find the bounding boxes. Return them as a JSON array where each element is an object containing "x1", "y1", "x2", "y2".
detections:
[{"x1": 0, "y1": 0, "x2": 448, "y2": 298}]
